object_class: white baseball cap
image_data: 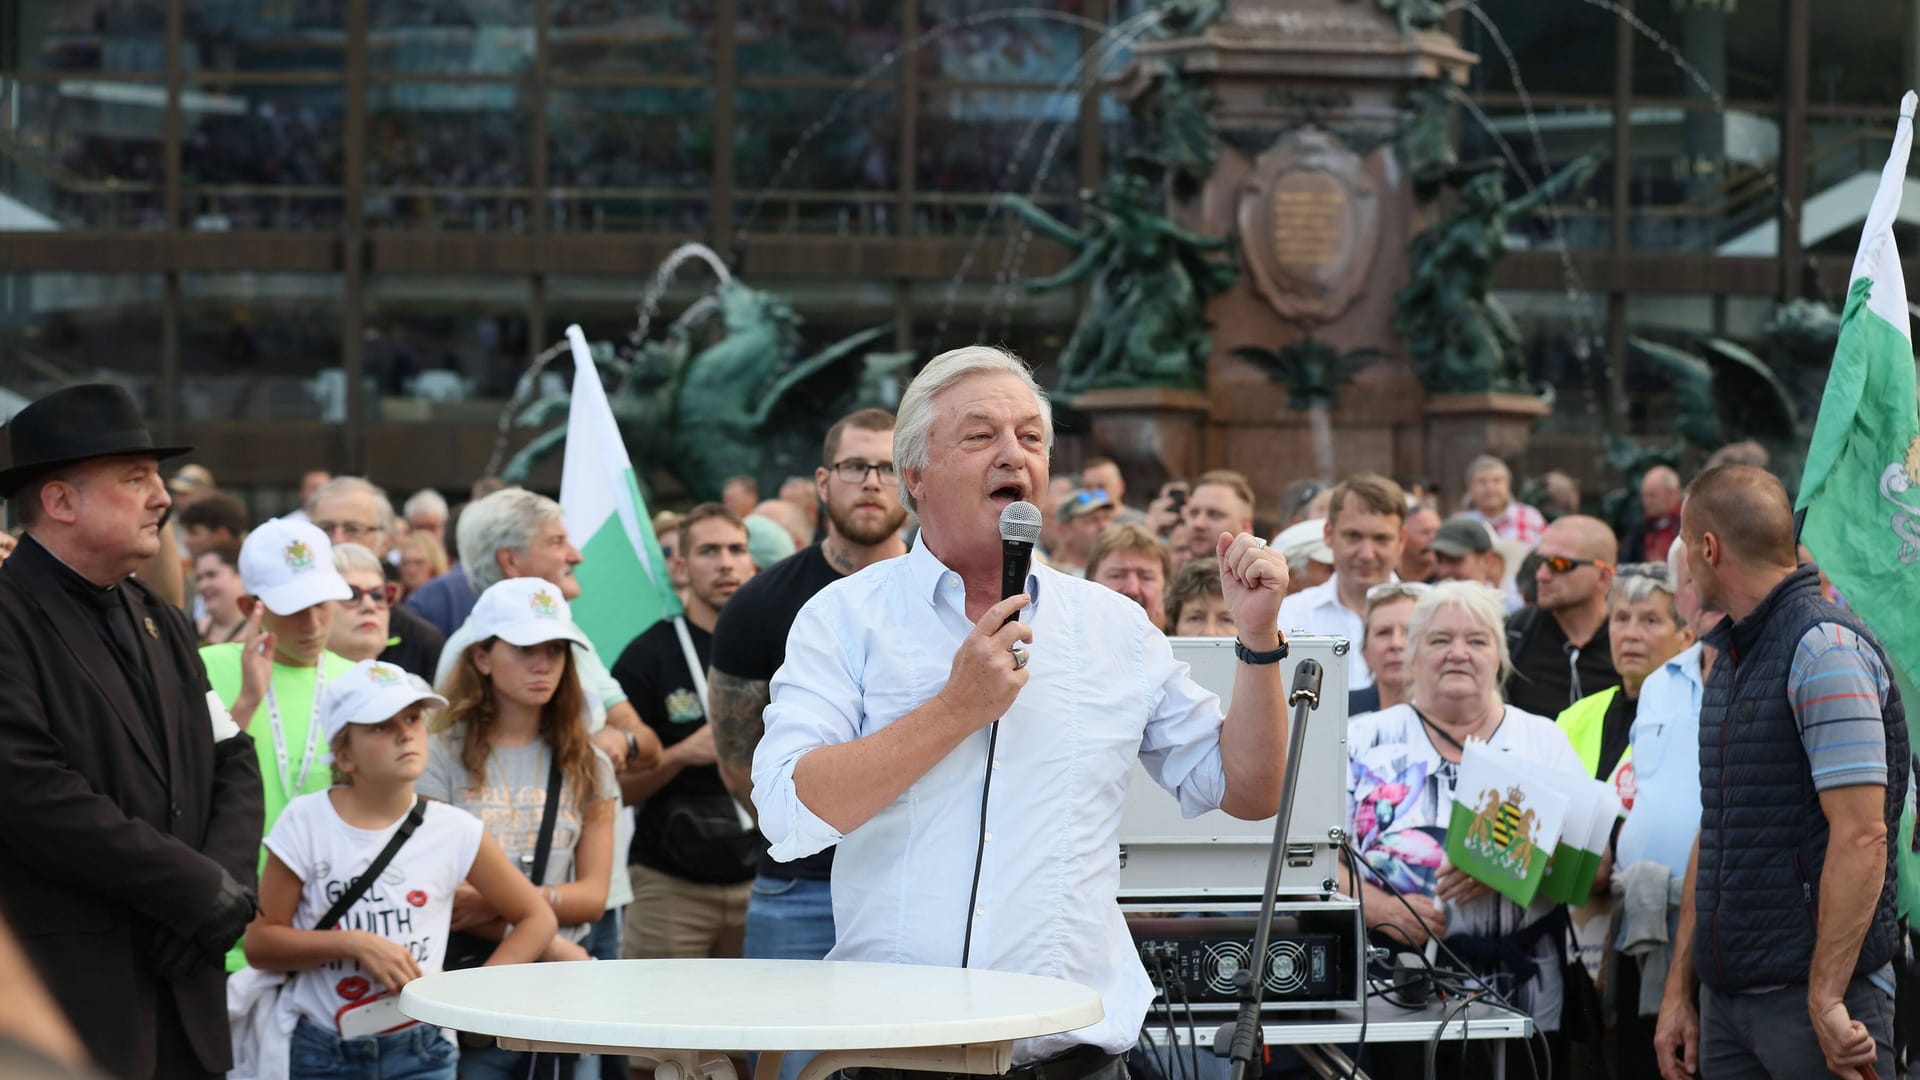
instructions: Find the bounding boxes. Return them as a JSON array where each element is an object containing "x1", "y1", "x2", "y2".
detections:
[
  {"x1": 1273, "y1": 518, "x2": 1335, "y2": 567},
  {"x1": 240, "y1": 516, "x2": 353, "y2": 616},
  {"x1": 466, "y1": 577, "x2": 591, "y2": 650},
  {"x1": 318, "y1": 660, "x2": 447, "y2": 743}
]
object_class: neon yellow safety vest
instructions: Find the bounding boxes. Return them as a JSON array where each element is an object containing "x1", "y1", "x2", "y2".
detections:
[{"x1": 1555, "y1": 685, "x2": 1631, "y2": 784}]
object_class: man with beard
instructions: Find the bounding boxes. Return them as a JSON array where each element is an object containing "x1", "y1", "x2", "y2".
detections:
[
  {"x1": 612, "y1": 505, "x2": 759, "y2": 960},
  {"x1": 708, "y1": 408, "x2": 907, "y2": 1080}
]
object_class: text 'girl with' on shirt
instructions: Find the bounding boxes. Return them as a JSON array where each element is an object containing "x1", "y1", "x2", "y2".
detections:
[{"x1": 243, "y1": 659, "x2": 558, "y2": 1080}]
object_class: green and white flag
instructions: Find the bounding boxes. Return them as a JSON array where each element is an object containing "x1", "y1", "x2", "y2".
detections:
[
  {"x1": 1795, "y1": 91, "x2": 1920, "y2": 916},
  {"x1": 1540, "y1": 779, "x2": 1620, "y2": 905},
  {"x1": 559, "y1": 324, "x2": 682, "y2": 662},
  {"x1": 1446, "y1": 741, "x2": 1569, "y2": 906}
]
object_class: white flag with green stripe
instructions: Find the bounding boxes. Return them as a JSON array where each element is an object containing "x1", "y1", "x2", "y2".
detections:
[{"x1": 559, "y1": 324, "x2": 682, "y2": 661}]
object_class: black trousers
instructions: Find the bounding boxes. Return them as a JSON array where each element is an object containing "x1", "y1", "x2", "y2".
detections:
[{"x1": 151, "y1": 985, "x2": 218, "y2": 1080}]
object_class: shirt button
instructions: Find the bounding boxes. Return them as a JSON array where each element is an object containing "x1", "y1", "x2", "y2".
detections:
[
  {"x1": 946, "y1": 576, "x2": 960, "y2": 589},
  {"x1": 975, "y1": 907, "x2": 986, "y2": 918},
  {"x1": 984, "y1": 832, "x2": 993, "y2": 842},
  {"x1": 992, "y1": 759, "x2": 1003, "y2": 770}
]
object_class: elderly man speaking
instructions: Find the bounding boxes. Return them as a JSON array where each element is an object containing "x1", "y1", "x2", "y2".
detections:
[{"x1": 753, "y1": 346, "x2": 1292, "y2": 1078}]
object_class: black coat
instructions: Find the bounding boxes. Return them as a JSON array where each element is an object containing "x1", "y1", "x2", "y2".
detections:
[{"x1": 0, "y1": 536, "x2": 263, "y2": 1079}]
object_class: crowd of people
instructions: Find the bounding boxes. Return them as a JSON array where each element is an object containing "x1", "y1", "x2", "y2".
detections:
[{"x1": 0, "y1": 365, "x2": 1906, "y2": 1080}]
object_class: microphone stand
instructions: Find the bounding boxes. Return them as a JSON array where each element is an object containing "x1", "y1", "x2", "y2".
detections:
[{"x1": 1217, "y1": 659, "x2": 1323, "y2": 1080}]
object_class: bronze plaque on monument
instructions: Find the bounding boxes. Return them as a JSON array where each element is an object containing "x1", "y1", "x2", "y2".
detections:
[{"x1": 1238, "y1": 130, "x2": 1379, "y2": 326}]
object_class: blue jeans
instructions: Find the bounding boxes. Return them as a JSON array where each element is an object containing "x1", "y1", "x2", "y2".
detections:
[
  {"x1": 742, "y1": 875, "x2": 834, "y2": 960},
  {"x1": 743, "y1": 875, "x2": 836, "y2": 1080},
  {"x1": 291, "y1": 1017, "x2": 456, "y2": 1080}
]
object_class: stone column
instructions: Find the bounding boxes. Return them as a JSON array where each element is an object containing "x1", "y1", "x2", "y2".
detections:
[
  {"x1": 1112, "y1": 0, "x2": 1477, "y2": 515},
  {"x1": 1069, "y1": 387, "x2": 1212, "y2": 501},
  {"x1": 1423, "y1": 392, "x2": 1553, "y2": 509}
]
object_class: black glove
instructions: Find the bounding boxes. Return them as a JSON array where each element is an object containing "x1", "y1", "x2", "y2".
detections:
[
  {"x1": 151, "y1": 927, "x2": 208, "y2": 981},
  {"x1": 153, "y1": 871, "x2": 255, "y2": 979},
  {"x1": 194, "y1": 870, "x2": 257, "y2": 956}
]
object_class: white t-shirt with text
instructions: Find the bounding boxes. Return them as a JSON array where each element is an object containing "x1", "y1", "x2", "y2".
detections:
[{"x1": 264, "y1": 790, "x2": 484, "y2": 1034}]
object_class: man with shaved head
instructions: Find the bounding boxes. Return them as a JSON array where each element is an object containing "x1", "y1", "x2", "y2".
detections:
[
  {"x1": 1621, "y1": 465, "x2": 1683, "y2": 564},
  {"x1": 1654, "y1": 466, "x2": 1904, "y2": 1080},
  {"x1": 1504, "y1": 514, "x2": 1620, "y2": 719}
]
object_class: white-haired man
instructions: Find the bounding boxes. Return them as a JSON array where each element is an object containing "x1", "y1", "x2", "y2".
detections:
[
  {"x1": 403, "y1": 487, "x2": 450, "y2": 548},
  {"x1": 753, "y1": 346, "x2": 1293, "y2": 1078}
]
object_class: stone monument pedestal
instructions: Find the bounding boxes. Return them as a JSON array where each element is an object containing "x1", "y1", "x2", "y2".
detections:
[
  {"x1": 1112, "y1": 0, "x2": 1483, "y2": 515},
  {"x1": 1424, "y1": 393, "x2": 1552, "y2": 501},
  {"x1": 1069, "y1": 387, "x2": 1212, "y2": 500}
]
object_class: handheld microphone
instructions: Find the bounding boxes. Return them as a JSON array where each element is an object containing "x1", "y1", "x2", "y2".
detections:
[
  {"x1": 998, "y1": 501, "x2": 1042, "y2": 622},
  {"x1": 1289, "y1": 658, "x2": 1324, "y2": 709},
  {"x1": 962, "y1": 500, "x2": 1042, "y2": 969}
]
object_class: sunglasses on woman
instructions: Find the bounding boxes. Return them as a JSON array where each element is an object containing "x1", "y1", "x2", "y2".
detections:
[
  {"x1": 1365, "y1": 581, "x2": 1433, "y2": 603},
  {"x1": 336, "y1": 583, "x2": 398, "y2": 609}
]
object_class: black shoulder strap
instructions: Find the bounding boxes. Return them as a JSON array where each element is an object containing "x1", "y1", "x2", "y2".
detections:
[
  {"x1": 528, "y1": 751, "x2": 564, "y2": 885},
  {"x1": 316, "y1": 797, "x2": 428, "y2": 931}
]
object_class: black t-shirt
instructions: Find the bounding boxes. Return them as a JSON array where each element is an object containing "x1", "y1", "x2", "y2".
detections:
[
  {"x1": 1596, "y1": 687, "x2": 1637, "y2": 784},
  {"x1": 1506, "y1": 607, "x2": 1619, "y2": 720},
  {"x1": 612, "y1": 617, "x2": 758, "y2": 883},
  {"x1": 380, "y1": 605, "x2": 446, "y2": 682},
  {"x1": 710, "y1": 544, "x2": 845, "y2": 881}
]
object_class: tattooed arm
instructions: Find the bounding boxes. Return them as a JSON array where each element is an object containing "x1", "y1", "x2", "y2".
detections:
[{"x1": 708, "y1": 668, "x2": 772, "y2": 817}]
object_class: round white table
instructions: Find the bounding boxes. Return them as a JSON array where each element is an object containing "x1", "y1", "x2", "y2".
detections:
[{"x1": 399, "y1": 959, "x2": 1104, "y2": 1080}]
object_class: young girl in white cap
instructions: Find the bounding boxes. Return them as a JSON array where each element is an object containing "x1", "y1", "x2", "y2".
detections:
[
  {"x1": 244, "y1": 660, "x2": 558, "y2": 1080},
  {"x1": 420, "y1": 578, "x2": 618, "y2": 1080}
]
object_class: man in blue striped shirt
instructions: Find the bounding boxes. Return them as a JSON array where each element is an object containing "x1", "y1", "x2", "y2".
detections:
[{"x1": 1654, "y1": 466, "x2": 1906, "y2": 1080}]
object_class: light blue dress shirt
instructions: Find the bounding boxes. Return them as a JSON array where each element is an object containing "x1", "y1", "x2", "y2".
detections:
[
  {"x1": 752, "y1": 538, "x2": 1235, "y2": 1062},
  {"x1": 1614, "y1": 642, "x2": 1704, "y2": 880}
]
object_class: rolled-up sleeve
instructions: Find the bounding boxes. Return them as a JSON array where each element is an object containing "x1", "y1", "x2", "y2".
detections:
[
  {"x1": 1136, "y1": 627, "x2": 1229, "y2": 818},
  {"x1": 752, "y1": 601, "x2": 859, "y2": 862}
]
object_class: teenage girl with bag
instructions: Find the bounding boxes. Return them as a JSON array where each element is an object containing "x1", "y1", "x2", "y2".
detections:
[{"x1": 421, "y1": 579, "x2": 619, "y2": 1080}]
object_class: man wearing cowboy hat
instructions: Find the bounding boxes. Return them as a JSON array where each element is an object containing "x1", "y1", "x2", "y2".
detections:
[{"x1": 0, "y1": 384, "x2": 265, "y2": 1080}]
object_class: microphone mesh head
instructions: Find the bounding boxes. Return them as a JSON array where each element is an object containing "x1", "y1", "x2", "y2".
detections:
[{"x1": 999, "y1": 500, "x2": 1043, "y2": 544}]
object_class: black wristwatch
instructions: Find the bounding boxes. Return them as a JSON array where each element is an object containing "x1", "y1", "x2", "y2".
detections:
[{"x1": 1234, "y1": 635, "x2": 1289, "y2": 665}]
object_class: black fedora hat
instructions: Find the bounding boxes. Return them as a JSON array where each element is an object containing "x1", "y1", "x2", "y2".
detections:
[{"x1": 0, "y1": 384, "x2": 192, "y2": 499}]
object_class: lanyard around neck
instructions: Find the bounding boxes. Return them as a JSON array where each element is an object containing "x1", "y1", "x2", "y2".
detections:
[
  {"x1": 1410, "y1": 703, "x2": 1502, "y2": 757},
  {"x1": 266, "y1": 662, "x2": 329, "y2": 799}
]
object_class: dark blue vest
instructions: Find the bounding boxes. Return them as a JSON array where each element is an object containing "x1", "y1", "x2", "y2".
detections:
[{"x1": 1694, "y1": 565, "x2": 1908, "y2": 992}]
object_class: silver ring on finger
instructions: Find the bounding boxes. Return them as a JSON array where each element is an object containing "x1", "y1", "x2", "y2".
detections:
[
  {"x1": 1253, "y1": 537, "x2": 1268, "y2": 548},
  {"x1": 1011, "y1": 645, "x2": 1029, "y2": 670}
]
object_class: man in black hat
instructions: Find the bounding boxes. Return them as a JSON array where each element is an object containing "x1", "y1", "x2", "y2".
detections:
[{"x1": 0, "y1": 384, "x2": 264, "y2": 1080}]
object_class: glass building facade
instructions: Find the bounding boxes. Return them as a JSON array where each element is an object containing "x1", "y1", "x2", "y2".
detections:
[{"x1": 2, "y1": 0, "x2": 1912, "y2": 497}]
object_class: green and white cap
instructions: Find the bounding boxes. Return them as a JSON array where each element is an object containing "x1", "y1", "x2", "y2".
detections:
[
  {"x1": 239, "y1": 516, "x2": 352, "y2": 616},
  {"x1": 467, "y1": 577, "x2": 591, "y2": 650},
  {"x1": 318, "y1": 659, "x2": 447, "y2": 742}
]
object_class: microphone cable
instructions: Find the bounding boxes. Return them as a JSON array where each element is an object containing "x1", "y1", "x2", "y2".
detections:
[{"x1": 959, "y1": 719, "x2": 999, "y2": 968}]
